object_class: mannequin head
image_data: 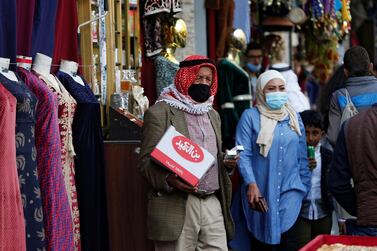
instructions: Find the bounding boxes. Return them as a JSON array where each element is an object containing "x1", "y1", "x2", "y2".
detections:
[
  {"x1": 161, "y1": 18, "x2": 187, "y2": 64},
  {"x1": 226, "y1": 29, "x2": 247, "y2": 65},
  {"x1": 163, "y1": 17, "x2": 187, "y2": 49},
  {"x1": 265, "y1": 34, "x2": 284, "y2": 64},
  {"x1": 229, "y1": 29, "x2": 247, "y2": 52}
]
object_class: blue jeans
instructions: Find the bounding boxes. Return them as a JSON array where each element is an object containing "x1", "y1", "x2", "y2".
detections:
[{"x1": 346, "y1": 219, "x2": 377, "y2": 236}]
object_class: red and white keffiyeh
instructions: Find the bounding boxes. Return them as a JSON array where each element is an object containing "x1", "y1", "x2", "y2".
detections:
[{"x1": 157, "y1": 55, "x2": 218, "y2": 115}]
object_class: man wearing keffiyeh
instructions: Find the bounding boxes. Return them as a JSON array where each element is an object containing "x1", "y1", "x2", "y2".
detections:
[{"x1": 139, "y1": 55, "x2": 235, "y2": 250}]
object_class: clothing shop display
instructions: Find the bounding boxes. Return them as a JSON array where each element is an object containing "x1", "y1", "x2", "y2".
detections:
[
  {"x1": 0, "y1": 0, "x2": 17, "y2": 67},
  {"x1": 142, "y1": 0, "x2": 182, "y2": 57},
  {"x1": 0, "y1": 73, "x2": 46, "y2": 250},
  {"x1": 38, "y1": 73, "x2": 81, "y2": 250},
  {"x1": 17, "y1": 67, "x2": 74, "y2": 251},
  {"x1": 57, "y1": 71, "x2": 108, "y2": 251},
  {"x1": 31, "y1": 0, "x2": 59, "y2": 57},
  {"x1": 0, "y1": 84, "x2": 26, "y2": 251}
]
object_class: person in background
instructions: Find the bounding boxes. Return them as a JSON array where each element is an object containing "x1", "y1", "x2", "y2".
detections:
[
  {"x1": 244, "y1": 42, "x2": 263, "y2": 104},
  {"x1": 229, "y1": 70, "x2": 311, "y2": 251},
  {"x1": 317, "y1": 65, "x2": 347, "y2": 133},
  {"x1": 329, "y1": 105, "x2": 377, "y2": 236},
  {"x1": 327, "y1": 46, "x2": 377, "y2": 146},
  {"x1": 139, "y1": 55, "x2": 235, "y2": 250},
  {"x1": 293, "y1": 52, "x2": 309, "y2": 93},
  {"x1": 265, "y1": 34, "x2": 310, "y2": 112},
  {"x1": 296, "y1": 110, "x2": 333, "y2": 248}
]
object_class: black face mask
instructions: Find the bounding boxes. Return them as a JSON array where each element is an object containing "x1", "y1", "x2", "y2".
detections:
[{"x1": 188, "y1": 84, "x2": 211, "y2": 103}]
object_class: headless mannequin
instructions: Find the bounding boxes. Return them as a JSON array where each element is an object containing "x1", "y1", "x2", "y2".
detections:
[
  {"x1": 217, "y1": 29, "x2": 251, "y2": 149},
  {"x1": 32, "y1": 53, "x2": 60, "y2": 90},
  {"x1": 0, "y1": 57, "x2": 18, "y2": 82},
  {"x1": 16, "y1": 55, "x2": 33, "y2": 71},
  {"x1": 59, "y1": 60, "x2": 85, "y2": 86}
]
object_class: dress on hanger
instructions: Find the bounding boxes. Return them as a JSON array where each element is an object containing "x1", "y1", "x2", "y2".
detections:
[
  {"x1": 0, "y1": 73, "x2": 46, "y2": 250},
  {"x1": 31, "y1": 0, "x2": 59, "y2": 57},
  {"x1": 38, "y1": 73, "x2": 81, "y2": 250},
  {"x1": 0, "y1": 0, "x2": 16, "y2": 68},
  {"x1": 16, "y1": 0, "x2": 35, "y2": 55},
  {"x1": 17, "y1": 67, "x2": 74, "y2": 251},
  {"x1": 52, "y1": 0, "x2": 80, "y2": 73},
  {"x1": 0, "y1": 84, "x2": 26, "y2": 251},
  {"x1": 56, "y1": 71, "x2": 108, "y2": 251}
]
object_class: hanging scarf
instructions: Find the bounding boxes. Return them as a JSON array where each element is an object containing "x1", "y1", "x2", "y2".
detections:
[
  {"x1": 156, "y1": 55, "x2": 218, "y2": 115},
  {"x1": 255, "y1": 70, "x2": 301, "y2": 157}
]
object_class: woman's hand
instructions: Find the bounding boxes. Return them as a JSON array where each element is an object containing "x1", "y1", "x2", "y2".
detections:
[
  {"x1": 247, "y1": 183, "x2": 262, "y2": 209},
  {"x1": 223, "y1": 155, "x2": 239, "y2": 170},
  {"x1": 166, "y1": 173, "x2": 197, "y2": 193}
]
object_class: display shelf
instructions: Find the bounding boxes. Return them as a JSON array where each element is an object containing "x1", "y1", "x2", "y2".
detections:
[{"x1": 78, "y1": 0, "x2": 142, "y2": 127}]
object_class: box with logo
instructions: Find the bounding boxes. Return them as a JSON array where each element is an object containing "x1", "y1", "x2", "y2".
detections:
[{"x1": 151, "y1": 126, "x2": 215, "y2": 186}]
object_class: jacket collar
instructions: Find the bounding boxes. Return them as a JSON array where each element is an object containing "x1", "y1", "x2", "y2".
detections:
[{"x1": 346, "y1": 75, "x2": 377, "y2": 86}]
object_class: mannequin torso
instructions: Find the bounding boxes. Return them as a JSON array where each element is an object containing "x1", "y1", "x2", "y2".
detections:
[
  {"x1": 0, "y1": 57, "x2": 18, "y2": 82},
  {"x1": 32, "y1": 53, "x2": 60, "y2": 91},
  {"x1": 59, "y1": 60, "x2": 85, "y2": 86}
]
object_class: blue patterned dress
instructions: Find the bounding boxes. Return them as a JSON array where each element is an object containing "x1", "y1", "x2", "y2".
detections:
[{"x1": 0, "y1": 73, "x2": 46, "y2": 250}]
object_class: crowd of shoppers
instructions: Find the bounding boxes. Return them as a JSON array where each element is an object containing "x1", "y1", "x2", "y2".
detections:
[{"x1": 138, "y1": 45, "x2": 377, "y2": 251}]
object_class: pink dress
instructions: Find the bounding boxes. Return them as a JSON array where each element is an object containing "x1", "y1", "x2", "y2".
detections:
[
  {"x1": 0, "y1": 84, "x2": 26, "y2": 251},
  {"x1": 39, "y1": 74, "x2": 81, "y2": 250}
]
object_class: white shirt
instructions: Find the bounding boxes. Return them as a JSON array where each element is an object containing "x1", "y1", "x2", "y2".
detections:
[{"x1": 306, "y1": 143, "x2": 323, "y2": 219}]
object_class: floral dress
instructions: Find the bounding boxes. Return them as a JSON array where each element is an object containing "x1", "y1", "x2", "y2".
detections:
[{"x1": 39, "y1": 73, "x2": 80, "y2": 251}]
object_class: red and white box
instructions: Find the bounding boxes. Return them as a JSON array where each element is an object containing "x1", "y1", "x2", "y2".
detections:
[{"x1": 151, "y1": 126, "x2": 215, "y2": 187}]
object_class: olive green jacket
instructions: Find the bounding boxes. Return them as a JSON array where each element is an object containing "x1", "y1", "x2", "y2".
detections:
[{"x1": 138, "y1": 101, "x2": 234, "y2": 241}]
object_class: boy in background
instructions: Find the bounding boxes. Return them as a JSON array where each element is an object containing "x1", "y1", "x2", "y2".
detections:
[{"x1": 296, "y1": 110, "x2": 333, "y2": 248}]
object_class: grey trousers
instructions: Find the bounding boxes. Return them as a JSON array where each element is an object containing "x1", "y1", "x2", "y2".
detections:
[{"x1": 154, "y1": 194, "x2": 228, "y2": 251}]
